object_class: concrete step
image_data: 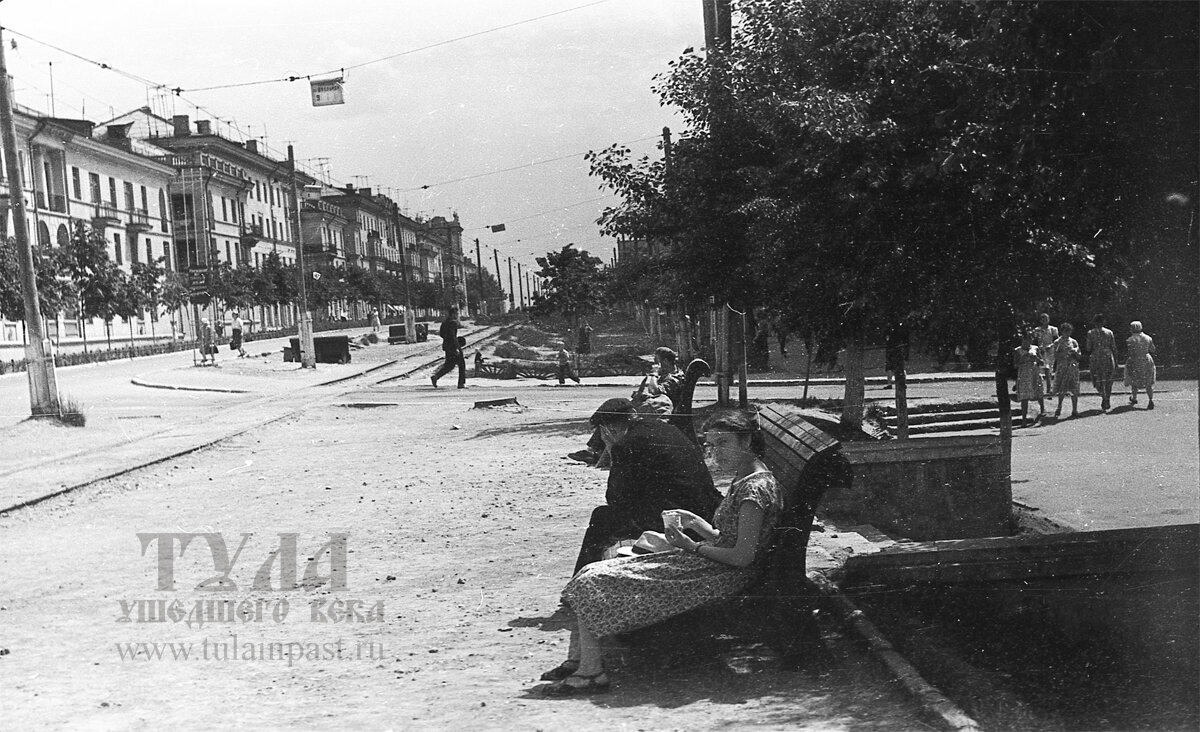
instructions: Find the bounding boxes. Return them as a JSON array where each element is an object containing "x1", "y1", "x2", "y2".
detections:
[
  {"x1": 878, "y1": 400, "x2": 996, "y2": 416},
  {"x1": 883, "y1": 408, "x2": 998, "y2": 426},
  {"x1": 902, "y1": 417, "x2": 1001, "y2": 435}
]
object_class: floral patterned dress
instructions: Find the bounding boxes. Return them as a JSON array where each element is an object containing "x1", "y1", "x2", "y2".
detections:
[
  {"x1": 1125, "y1": 332, "x2": 1157, "y2": 389},
  {"x1": 1013, "y1": 345, "x2": 1044, "y2": 401},
  {"x1": 1051, "y1": 336, "x2": 1081, "y2": 397},
  {"x1": 562, "y1": 471, "x2": 782, "y2": 638}
]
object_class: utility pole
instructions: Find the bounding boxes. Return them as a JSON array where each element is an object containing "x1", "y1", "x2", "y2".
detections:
[
  {"x1": 517, "y1": 262, "x2": 524, "y2": 308},
  {"x1": 287, "y1": 145, "x2": 316, "y2": 368},
  {"x1": 474, "y1": 238, "x2": 484, "y2": 316},
  {"x1": 507, "y1": 257, "x2": 515, "y2": 310},
  {"x1": 0, "y1": 28, "x2": 59, "y2": 418},
  {"x1": 388, "y1": 202, "x2": 415, "y2": 341},
  {"x1": 493, "y1": 248, "x2": 504, "y2": 311}
]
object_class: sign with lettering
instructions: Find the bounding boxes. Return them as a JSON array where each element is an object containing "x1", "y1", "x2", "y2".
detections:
[{"x1": 310, "y1": 77, "x2": 345, "y2": 107}]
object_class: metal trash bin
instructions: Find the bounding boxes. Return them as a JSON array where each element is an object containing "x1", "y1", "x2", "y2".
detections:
[
  {"x1": 288, "y1": 336, "x2": 352, "y2": 364},
  {"x1": 416, "y1": 323, "x2": 429, "y2": 342},
  {"x1": 388, "y1": 324, "x2": 407, "y2": 345}
]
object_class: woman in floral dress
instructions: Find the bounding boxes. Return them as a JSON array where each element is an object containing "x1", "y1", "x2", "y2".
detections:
[
  {"x1": 543, "y1": 410, "x2": 782, "y2": 695},
  {"x1": 1012, "y1": 331, "x2": 1045, "y2": 425},
  {"x1": 1051, "y1": 322, "x2": 1081, "y2": 419},
  {"x1": 1125, "y1": 321, "x2": 1157, "y2": 409},
  {"x1": 1086, "y1": 315, "x2": 1117, "y2": 412}
]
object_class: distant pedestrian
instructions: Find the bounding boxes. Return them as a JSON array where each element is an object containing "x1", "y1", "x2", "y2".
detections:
[
  {"x1": 884, "y1": 321, "x2": 910, "y2": 389},
  {"x1": 1050, "y1": 322, "x2": 1080, "y2": 418},
  {"x1": 577, "y1": 321, "x2": 593, "y2": 355},
  {"x1": 557, "y1": 341, "x2": 581, "y2": 385},
  {"x1": 1086, "y1": 315, "x2": 1117, "y2": 411},
  {"x1": 1124, "y1": 321, "x2": 1156, "y2": 409},
  {"x1": 198, "y1": 318, "x2": 217, "y2": 367},
  {"x1": 369, "y1": 308, "x2": 381, "y2": 332},
  {"x1": 1012, "y1": 331, "x2": 1046, "y2": 425},
  {"x1": 431, "y1": 307, "x2": 466, "y2": 389},
  {"x1": 773, "y1": 318, "x2": 790, "y2": 359},
  {"x1": 230, "y1": 313, "x2": 248, "y2": 358},
  {"x1": 1032, "y1": 313, "x2": 1059, "y2": 394}
]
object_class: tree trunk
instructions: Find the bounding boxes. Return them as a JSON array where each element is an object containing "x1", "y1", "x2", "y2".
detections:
[
  {"x1": 841, "y1": 334, "x2": 866, "y2": 428},
  {"x1": 895, "y1": 362, "x2": 909, "y2": 439}
]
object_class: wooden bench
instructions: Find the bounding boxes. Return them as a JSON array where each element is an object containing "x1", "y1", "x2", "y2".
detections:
[
  {"x1": 617, "y1": 403, "x2": 851, "y2": 664},
  {"x1": 751, "y1": 404, "x2": 851, "y2": 659}
]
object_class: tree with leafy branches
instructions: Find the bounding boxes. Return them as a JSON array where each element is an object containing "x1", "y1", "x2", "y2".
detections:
[
  {"x1": 589, "y1": 0, "x2": 1197, "y2": 424},
  {"x1": 533, "y1": 244, "x2": 606, "y2": 327}
]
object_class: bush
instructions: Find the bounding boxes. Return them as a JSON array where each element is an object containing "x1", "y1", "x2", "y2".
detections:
[{"x1": 57, "y1": 393, "x2": 86, "y2": 427}]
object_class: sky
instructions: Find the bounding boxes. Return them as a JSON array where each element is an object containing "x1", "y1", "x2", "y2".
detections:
[{"x1": 0, "y1": 0, "x2": 703, "y2": 282}]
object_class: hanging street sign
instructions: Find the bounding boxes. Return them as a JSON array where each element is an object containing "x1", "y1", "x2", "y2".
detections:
[{"x1": 310, "y1": 77, "x2": 345, "y2": 107}]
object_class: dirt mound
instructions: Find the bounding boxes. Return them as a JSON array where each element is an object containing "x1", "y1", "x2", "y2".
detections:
[{"x1": 497, "y1": 325, "x2": 560, "y2": 349}]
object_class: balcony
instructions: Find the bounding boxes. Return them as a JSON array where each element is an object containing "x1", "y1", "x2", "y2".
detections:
[
  {"x1": 127, "y1": 208, "x2": 151, "y2": 233},
  {"x1": 34, "y1": 191, "x2": 68, "y2": 213},
  {"x1": 92, "y1": 203, "x2": 122, "y2": 229},
  {"x1": 239, "y1": 222, "x2": 263, "y2": 245}
]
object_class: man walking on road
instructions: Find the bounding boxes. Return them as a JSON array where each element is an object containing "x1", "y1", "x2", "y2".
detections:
[{"x1": 431, "y1": 306, "x2": 466, "y2": 389}]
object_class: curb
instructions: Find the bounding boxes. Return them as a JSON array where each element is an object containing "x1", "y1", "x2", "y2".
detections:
[
  {"x1": 129, "y1": 377, "x2": 251, "y2": 394},
  {"x1": 808, "y1": 572, "x2": 980, "y2": 732}
]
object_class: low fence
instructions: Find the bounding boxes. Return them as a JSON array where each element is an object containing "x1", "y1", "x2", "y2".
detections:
[{"x1": 0, "y1": 316, "x2": 414, "y2": 376}]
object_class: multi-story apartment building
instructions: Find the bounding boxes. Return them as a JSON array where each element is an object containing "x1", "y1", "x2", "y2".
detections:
[
  {"x1": 300, "y1": 195, "x2": 349, "y2": 268},
  {"x1": 0, "y1": 106, "x2": 177, "y2": 352},
  {"x1": 96, "y1": 109, "x2": 317, "y2": 332}
]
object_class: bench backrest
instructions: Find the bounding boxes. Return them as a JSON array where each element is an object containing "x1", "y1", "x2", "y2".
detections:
[
  {"x1": 757, "y1": 404, "x2": 850, "y2": 592},
  {"x1": 667, "y1": 358, "x2": 712, "y2": 445}
]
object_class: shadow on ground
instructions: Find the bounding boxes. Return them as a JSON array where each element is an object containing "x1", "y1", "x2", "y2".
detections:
[{"x1": 469, "y1": 418, "x2": 589, "y2": 441}]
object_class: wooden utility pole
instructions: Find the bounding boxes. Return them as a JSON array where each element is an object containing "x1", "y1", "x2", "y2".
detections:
[
  {"x1": 517, "y1": 262, "x2": 524, "y2": 308},
  {"x1": 493, "y1": 249, "x2": 503, "y2": 311},
  {"x1": 507, "y1": 257, "x2": 515, "y2": 310},
  {"x1": 0, "y1": 28, "x2": 59, "y2": 417},
  {"x1": 287, "y1": 145, "x2": 316, "y2": 368},
  {"x1": 474, "y1": 238, "x2": 484, "y2": 315}
]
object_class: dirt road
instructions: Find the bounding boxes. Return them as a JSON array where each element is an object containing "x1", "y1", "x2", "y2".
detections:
[{"x1": 0, "y1": 381, "x2": 930, "y2": 730}]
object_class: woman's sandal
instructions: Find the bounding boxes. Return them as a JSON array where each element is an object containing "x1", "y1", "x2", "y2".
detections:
[
  {"x1": 542, "y1": 672, "x2": 610, "y2": 696},
  {"x1": 539, "y1": 660, "x2": 580, "y2": 681}
]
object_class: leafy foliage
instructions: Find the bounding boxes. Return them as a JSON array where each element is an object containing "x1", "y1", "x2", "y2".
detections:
[
  {"x1": 533, "y1": 244, "x2": 606, "y2": 323},
  {"x1": 588, "y1": 0, "x2": 1198, "y2": 361}
]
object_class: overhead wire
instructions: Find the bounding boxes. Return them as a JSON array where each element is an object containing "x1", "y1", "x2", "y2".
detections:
[
  {"x1": 2, "y1": 8, "x2": 641, "y2": 272},
  {"x1": 174, "y1": 1, "x2": 612, "y2": 93}
]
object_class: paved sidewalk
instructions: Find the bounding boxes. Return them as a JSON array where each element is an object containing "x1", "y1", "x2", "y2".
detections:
[{"x1": 0, "y1": 326, "x2": 499, "y2": 513}]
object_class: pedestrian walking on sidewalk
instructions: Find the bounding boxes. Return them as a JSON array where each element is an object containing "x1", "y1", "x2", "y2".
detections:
[
  {"x1": 1051, "y1": 322, "x2": 1080, "y2": 418},
  {"x1": 1125, "y1": 320, "x2": 1157, "y2": 409},
  {"x1": 198, "y1": 318, "x2": 218, "y2": 367},
  {"x1": 556, "y1": 341, "x2": 581, "y2": 385},
  {"x1": 369, "y1": 308, "x2": 381, "y2": 332},
  {"x1": 1086, "y1": 315, "x2": 1117, "y2": 411},
  {"x1": 230, "y1": 313, "x2": 248, "y2": 358},
  {"x1": 431, "y1": 307, "x2": 466, "y2": 389},
  {"x1": 1013, "y1": 331, "x2": 1046, "y2": 425},
  {"x1": 1032, "y1": 313, "x2": 1059, "y2": 394}
]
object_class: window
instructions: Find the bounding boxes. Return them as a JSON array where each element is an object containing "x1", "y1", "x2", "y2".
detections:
[
  {"x1": 163, "y1": 243, "x2": 172, "y2": 270},
  {"x1": 141, "y1": 186, "x2": 148, "y2": 214},
  {"x1": 159, "y1": 190, "x2": 168, "y2": 231},
  {"x1": 225, "y1": 241, "x2": 232, "y2": 264},
  {"x1": 71, "y1": 167, "x2": 81, "y2": 200},
  {"x1": 89, "y1": 173, "x2": 101, "y2": 204},
  {"x1": 114, "y1": 233, "x2": 123, "y2": 264},
  {"x1": 146, "y1": 240, "x2": 153, "y2": 265},
  {"x1": 221, "y1": 197, "x2": 228, "y2": 221},
  {"x1": 271, "y1": 219, "x2": 277, "y2": 239},
  {"x1": 124, "y1": 181, "x2": 135, "y2": 211},
  {"x1": 230, "y1": 201, "x2": 237, "y2": 224},
  {"x1": 109, "y1": 178, "x2": 118, "y2": 207}
]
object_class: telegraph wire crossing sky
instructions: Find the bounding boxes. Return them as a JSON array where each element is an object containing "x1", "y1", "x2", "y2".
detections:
[{"x1": 0, "y1": 0, "x2": 702, "y2": 278}]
